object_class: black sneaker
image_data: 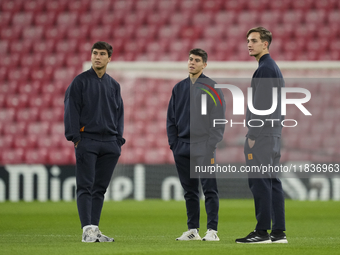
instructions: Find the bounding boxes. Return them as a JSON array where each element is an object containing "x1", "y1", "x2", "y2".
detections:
[
  {"x1": 235, "y1": 230, "x2": 272, "y2": 244},
  {"x1": 270, "y1": 232, "x2": 288, "y2": 243}
]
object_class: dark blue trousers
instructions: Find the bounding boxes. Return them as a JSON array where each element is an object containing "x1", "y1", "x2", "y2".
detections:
[
  {"x1": 75, "y1": 137, "x2": 121, "y2": 228},
  {"x1": 244, "y1": 136, "x2": 286, "y2": 231},
  {"x1": 173, "y1": 140, "x2": 219, "y2": 231}
]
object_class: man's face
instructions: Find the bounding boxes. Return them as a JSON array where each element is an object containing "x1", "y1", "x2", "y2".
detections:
[
  {"x1": 91, "y1": 49, "x2": 111, "y2": 70},
  {"x1": 247, "y1": 32, "x2": 268, "y2": 57},
  {"x1": 188, "y1": 54, "x2": 207, "y2": 75}
]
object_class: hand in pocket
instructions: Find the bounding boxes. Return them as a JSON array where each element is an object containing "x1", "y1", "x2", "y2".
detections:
[{"x1": 248, "y1": 138, "x2": 255, "y2": 149}]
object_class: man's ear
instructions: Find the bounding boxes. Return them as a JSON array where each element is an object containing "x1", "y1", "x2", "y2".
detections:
[{"x1": 263, "y1": 41, "x2": 269, "y2": 50}]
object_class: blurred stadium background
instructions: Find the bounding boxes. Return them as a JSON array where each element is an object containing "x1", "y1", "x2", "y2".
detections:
[{"x1": 0, "y1": 0, "x2": 339, "y2": 201}]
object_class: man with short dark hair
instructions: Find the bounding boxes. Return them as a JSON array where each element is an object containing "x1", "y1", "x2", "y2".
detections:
[
  {"x1": 167, "y1": 48, "x2": 225, "y2": 241},
  {"x1": 235, "y1": 27, "x2": 287, "y2": 244},
  {"x1": 64, "y1": 41, "x2": 125, "y2": 243}
]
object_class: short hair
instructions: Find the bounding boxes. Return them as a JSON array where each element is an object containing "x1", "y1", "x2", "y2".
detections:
[
  {"x1": 189, "y1": 48, "x2": 208, "y2": 63},
  {"x1": 246, "y1": 27, "x2": 272, "y2": 49},
  {"x1": 91, "y1": 41, "x2": 113, "y2": 58}
]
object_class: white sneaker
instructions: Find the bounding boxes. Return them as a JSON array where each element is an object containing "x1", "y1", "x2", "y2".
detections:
[
  {"x1": 96, "y1": 229, "x2": 114, "y2": 242},
  {"x1": 82, "y1": 226, "x2": 99, "y2": 243},
  {"x1": 202, "y1": 229, "x2": 220, "y2": 241},
  {"x1": 176, "y1": 229, "x2": 201, "y2": 241}
]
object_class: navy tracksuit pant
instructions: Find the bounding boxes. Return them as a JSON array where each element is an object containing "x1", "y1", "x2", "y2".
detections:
[
  {"x1": 172, "y1": 140, "x2": 219, "y2": 231},
  {"x1": 75, "y1": 137, "x2": 121, "y2": 228},
  {"x1": 244, "y1": 136, "x2": 286, "y2": 231}
]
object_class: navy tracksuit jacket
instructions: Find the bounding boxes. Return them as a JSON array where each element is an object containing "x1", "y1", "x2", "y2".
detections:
[
  {"x1": 245, "y1": 54, "x2": 286, "y2": 231},
  {"x1": 64, "y1": 67, "x2": 125, "y2": 228},
  {"x1": 167, "y1": 73, "x2": 226, "y2": 230}
]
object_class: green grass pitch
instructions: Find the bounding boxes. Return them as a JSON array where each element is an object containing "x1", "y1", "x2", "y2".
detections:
[{"x1": 1, "y1": 199, "x2": 339, "y2": 255}]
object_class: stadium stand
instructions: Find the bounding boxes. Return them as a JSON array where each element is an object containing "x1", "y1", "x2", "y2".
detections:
[{"x1": 0, "y1": 0, "x2": 339, "y2": 164}]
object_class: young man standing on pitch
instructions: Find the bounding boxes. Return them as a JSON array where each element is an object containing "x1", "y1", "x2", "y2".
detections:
[
  {"x1": 64, "y1": 41, "x2": 125, "y2": 242},
  {"x1": 235, "y1": 27, "x2": 287, "y2": 244},
  {"x1": 167, "y1": 48, "x2": 225, "y2": 241}
]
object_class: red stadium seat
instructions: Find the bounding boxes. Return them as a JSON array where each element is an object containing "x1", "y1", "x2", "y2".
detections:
[
  {"x1": 158, "y1": 26, "x2": 180, "y2": 40},
  {"x1": 45, "y1": 0, "x2": 68, "y2": 13},
  {"x1": 18, "y1": 82, "x2": 41, "y2": 95},
  {"x1": 89, "y1": 0, "x2": 111, "y2": 12},
  {"x1": 119, "y1": 148, "x2": 145, "y2": 164},
  {"x1": 168, "y1": 39, "x2": 191, "y2": 54},
  {"x1": 15, "y1": 107, "x2": 39, "y2": 122},
  {"x1": 1, "y1": 53, "x2": 20, "y2": 69},
  {"x1": 26, "y1": 121, "x2": 50, "y2": 135},
  {"x1": 33, "y1": 12, "x2": 56, "y2": 26},
  {"x1": 9, "y1": 40, "x2": 33, "y2": 55},
  {"x1": 0, "y1": 94, "x2": 5, "y2": 108},
  {"x1": 66, "y1": 27, "x2": 89, "y2": 40},
  {"x1": 44, "y1": 26, "x2": 67, "y2": 41},
  {"x1": 67, "y1": 0, "x2": 91, "y2": 13},
  {"x1": 24, "y1": 148, "x2": 49, "y2": 164},
  {"x1": 39, "y1": 107, "x2": 64, "y2": 122},
  {"x1": 305, "y1": 10, "x2": 326, "y2": 24},
  {"x1": 89, "y1": 25, "x2": 113, "y2": 42},
  {"x1": 50, "y1": 122, "x2": 65, "y2": 135},
  {"x1": 52, "y1": 68, "x2": 77, "y2": 83},
  {"x1": 201, "y1": 0, "x2": 223, "y2": 13},
  {"x1": 135, "y1": 0, "x2": 157, "y2": 11},
  {"x1": 179, "y1": 26, "x2": 203, "y2": 40},
  {"x1": 123, "y1": 40, "x2": 148, "y2": 55},
  {"x1": 13, "y1": 134, "x2": 38, "y2": 149},
  {"x1": 123, "y1": 12, "x2": 147, "y2": 26},
  {"x1": 7, "y1": 67, "x2": 30, "y2": 82},
  {"x1": 30, "y1": 67, "x2": 54, "y2": 82},
  {"x1": 223, "y1": 0, "x2": 247, "y2": 12},
  {"x1": 286, "y1": 151, "x2": 311, "y2": 161},
  {"x1": 5, "y1": 94, "x2": 29, "y2": 109},
  {"x1": 23, "y1": 0, "x2": 45, "y2": 13},
  {"x1": 0, "y1": 26, "x2": 22, "y2": 41},
  {"x1": 3, "y1": 122, "x2": 26, "y2": 135},
  {"x1": 0, "y1": 81, "x2": 18, "y2": 95},
  {"x1": 145, "y1": 39, "x2": 170, "y2": 54},
  {"x1": 225, "y1": 24, "x2": 248, "y2": 39},
  {"x1": 193, "y1": 37, "x2": 217, "y2": 53},
  {"x1": 78, "y1": 11, "x2": 102, "y2": 26},
  {"x1": 135, "y1": 25, "x2": 158, "y2": 40},
  {"x1": 145, "y1": 11, "x2": 170, "y2": 26},
  {"x1": 236, "y1": 11, "x2": 259, "y2": 25},
  {"x1": 42, "y1": 53, "x2": 66, "y2": 68},
  {"x1": 47, "y1": 148, "x2": 73, "y2": 165},
  {"x1": 20, "y1": 54, "x2": 44, "y2": 69},
  {"x1": 12, "y1": 12, "x2": 33, "y2": 27},
  {"x1": 245, "y1": 0, "x2": 270, "y2": 11},
  {"x1": 124, "y1": 120, "x2": 146, "y2": 135},
  {"x1": 1, "y1": 148, "x2": 24, "y2": 164},
  {"x1": 216, "y1": 146, "x2": 244, "y2": 163},
  {"x1": 168, "y1": 11, "x2": 192, "y2": 26},
  {"x1": 214, "y1": 11, "x2": 237, "y2": 25},
  {"x1": 291, "y1": 0, "x2": 314, "y2": 11},
  {"x1": 315, "y1": 0, "x2": 337, "y2": 10},
  {"x1": 259, "y1": 10, "x2": 281, "y2": 25},
  {"x1": 0, "y1": 0, "x2": 24, "y2": 13},
  {"x1": 192, "y1": 12, "x2": 214, "y2": 27},
  {"x1": 56, "y1": 12, "x2": 78, "y2": 26},
  {"x1": 0, "y1": 12, "x2": 12, "y2": 27},
  {"x1": 144, "y1": 148, "x2": 167, "y2": 164},
  {"x1": 36, "y1": 134, "x2": 61, "y2": 149},
  {"x1": 0, "y1": 135, "x2": 14, "y2": 150},
  {"x1": 282, "y1": 10, "x2": 304, "y2": 24},
  {"x1": 155, "y1": 0, "x2": 179, "y2": 12},
  {"x1": 267, "y1": 0, "x2": 291, "y2": 10},
  {"x1": 32, "y1": 40, "x2": 56, "y2": 54},
  {"x1": 22, "y1": 26, "x2": 44, "y2": 40},
  {"x1": 28, "y1": 94, "x2": 52, "y2": 109}
]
